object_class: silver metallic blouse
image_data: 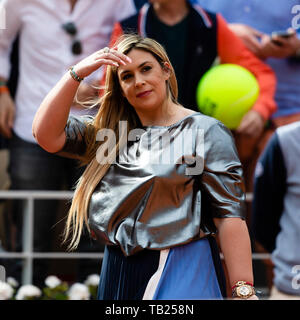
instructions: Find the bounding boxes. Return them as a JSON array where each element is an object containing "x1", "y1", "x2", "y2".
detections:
[{"x1": 60, "y1": 112, "x2": 246, "y2": 256}]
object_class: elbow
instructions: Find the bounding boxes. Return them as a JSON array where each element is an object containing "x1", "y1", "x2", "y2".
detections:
[
  {"x1": 32, "y1": 123, "x2": 38, "y2": 143},
  {"x1": 31, "y1": 129, "x2": 50, "y2": 152},
  {"x1": 32, "y1": 120, "x2": 45, "y2": 148},
  {"x1": 32, "y1": 121, "x2": 41, "y2": 146},
  {"x1": 32, "y1": 114, "x2": 41, "y2": 143},
  {"x1": 32, "y1": 124, "x2": 63, "y2": 154}
]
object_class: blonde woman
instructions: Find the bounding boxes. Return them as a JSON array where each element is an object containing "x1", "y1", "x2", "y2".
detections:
[{"x1": 32, "y1": 34, "x2": 257, "y2": 300}]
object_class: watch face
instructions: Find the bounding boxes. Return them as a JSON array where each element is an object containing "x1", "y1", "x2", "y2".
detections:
[{"x1": 238, "y1": 285, "x2": 251, "y2": 297}]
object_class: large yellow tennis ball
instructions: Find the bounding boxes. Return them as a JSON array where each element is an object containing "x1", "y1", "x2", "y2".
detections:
[{"x1": 196, "y1": 64, "x2": 259, "y2": 129}]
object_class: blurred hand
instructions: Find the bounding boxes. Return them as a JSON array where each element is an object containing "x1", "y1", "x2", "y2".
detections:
[
  {"x1": 73, "y1": 46, "x2": 132, "y2": 79},
  {"x1": 260, "y1": 28, "x2": 300, "y2": 59},
  {"x1": 229, "y1": 23, "x2": 264, "y2": 57},
  {"x1": 236, "y1": 110, "x2": 265, "y2": 138},
  {"x1": 0, "y1": 92, "x2": 15, "y2": 138}
]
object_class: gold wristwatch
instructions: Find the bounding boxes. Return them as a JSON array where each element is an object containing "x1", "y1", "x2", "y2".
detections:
[{"x1": 232, "y1": 281, "x2": 256, "y2": 299}]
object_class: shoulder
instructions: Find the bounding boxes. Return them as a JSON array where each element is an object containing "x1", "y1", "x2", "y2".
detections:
[
  {"x1": 276, "y1": 121, "x2": 300, "y2": 152},
  {"x1": 275, "y1": 121, "x2": 300, "y2": 165},
  {"x1": 118, "y1": 1, "x2": 148, "y2": 30},
  {"x1": 185, "y1": 113, "x2": 238, "y2": 156},
  {"x1": 277, "y1": 121, "x2": 300, "y2": 139},
  {"x1": 189, "y1": 2, "x2": 217, "y2": 28},
  {"x1": 186, "y1": 111, "x2": 229, "y2": 133},
  {"x1": 67, "y1": 114, "x2": 94, "y2": 124},
  {"x1": 65, "y1": 115, "x2": 95, "y2": 134},
  {"x1": 119, "y1": 13, "x2": 139, "y2": 32}
]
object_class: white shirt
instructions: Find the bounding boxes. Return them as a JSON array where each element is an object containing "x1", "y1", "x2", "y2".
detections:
[{"x1": 0, "y1": 0, "x2": 137, "y2": 142}]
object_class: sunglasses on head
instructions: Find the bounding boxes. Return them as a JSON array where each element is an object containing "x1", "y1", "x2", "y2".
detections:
[{"x1": 62, "y1": 22, "x2": 82, "y2": 55}]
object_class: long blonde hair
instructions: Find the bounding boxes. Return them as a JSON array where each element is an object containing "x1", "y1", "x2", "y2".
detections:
[{"x1": 63, "y1": 34, "x2": 178, "y2": 250}]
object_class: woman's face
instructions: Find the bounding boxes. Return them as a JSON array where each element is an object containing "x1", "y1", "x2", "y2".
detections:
[{"x1": 117, "y1": 49, "x2": 170, "y2": 112}]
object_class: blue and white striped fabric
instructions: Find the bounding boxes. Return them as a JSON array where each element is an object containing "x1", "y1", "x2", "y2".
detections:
[
  {"x1": 97, "y1": 238, "x2": 223, "y2": 300},
  {"x1": 143, "y1": 238, "x2": 223, "y2": 300}
]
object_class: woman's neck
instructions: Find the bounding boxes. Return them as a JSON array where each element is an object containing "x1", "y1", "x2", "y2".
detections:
[
  {"x1": 153, "y1": 0, "x2": 189, "y2": 26},
  {"x1": 136, "y1": 99, "x2": 190, "y2": 127}
]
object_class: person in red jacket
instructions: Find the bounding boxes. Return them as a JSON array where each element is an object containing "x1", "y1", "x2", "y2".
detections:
[{"x1": 106, "y1": 0, "x2": 277, "y2": 192}]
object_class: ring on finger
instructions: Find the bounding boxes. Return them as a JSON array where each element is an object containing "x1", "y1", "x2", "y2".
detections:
[{"x1": 102, "y1": 47, "x2": 110, "y2": 54}]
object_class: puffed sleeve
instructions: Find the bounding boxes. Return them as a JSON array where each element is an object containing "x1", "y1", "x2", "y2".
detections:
[
  {"x1": 55, "y1": 115, "x2": 94, "y2": 158},
  {"x1": 199, "y1": 121, "x2": 246, "y2": 220}
]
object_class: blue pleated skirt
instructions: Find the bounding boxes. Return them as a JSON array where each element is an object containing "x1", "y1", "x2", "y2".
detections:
[{"x1": 97, "y1": 237, "x2": 225, "y2": 300}]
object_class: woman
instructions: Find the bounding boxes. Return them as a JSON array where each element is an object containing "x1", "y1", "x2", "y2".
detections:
[{"x1": 32, "y1": 34, "x2": 257, "y2": 300}]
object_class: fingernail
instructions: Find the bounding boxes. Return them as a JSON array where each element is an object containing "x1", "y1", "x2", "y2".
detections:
[{"x1": 126, "y1": 57, "x2": 132, "y2": 63}]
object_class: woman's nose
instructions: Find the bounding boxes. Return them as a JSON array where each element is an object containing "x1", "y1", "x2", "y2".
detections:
[{"x1": 135, "y1": 75, "x2": 145, "y2": 87}]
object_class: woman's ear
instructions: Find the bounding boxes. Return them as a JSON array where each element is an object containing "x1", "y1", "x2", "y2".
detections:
[{"x1": 162, "y1": 62, "x2": 172, "y2": 80}]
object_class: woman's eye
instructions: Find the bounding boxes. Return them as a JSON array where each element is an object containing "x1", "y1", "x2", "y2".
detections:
[
  {"x1": 142, "y1": 66, "x2": 152, "y2": 72},
  {"x1": 122, "y1": 74, "x2": 132, "y2": 81}
]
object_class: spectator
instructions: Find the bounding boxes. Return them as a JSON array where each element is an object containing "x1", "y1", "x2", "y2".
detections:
[
  {"x1": 0, "y1": 0, "x2": 139, "y2": 287},
  {"x1": 32, "y1": 33, "x2": 258, "y2": 300},
  {"x1": 252, "y1": 121, "x2": 300, "y2": 299},
  {"x1": 108, "y1": 0, "x2": 277, "y2": 192},
  {"x1": 197, "y1": 0, "x2": 300, "y2": 189}
]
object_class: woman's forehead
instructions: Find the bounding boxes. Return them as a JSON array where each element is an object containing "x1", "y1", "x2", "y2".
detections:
[
  {"x1": 118, "y1": 49, "x2": 157, "y2": 73},
  {"x1": 125, "y1": 48, "x2": 153, "y2": 59}
]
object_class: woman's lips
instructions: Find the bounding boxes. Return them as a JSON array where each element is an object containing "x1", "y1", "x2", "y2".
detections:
[{"x1": 136, "y1": 90, "x2": 152, "y2": 98}]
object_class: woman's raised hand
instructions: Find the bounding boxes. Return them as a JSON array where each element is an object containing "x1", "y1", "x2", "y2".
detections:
[{"x1": 72, "y1": 47, "x2": 132, "y2": 79}]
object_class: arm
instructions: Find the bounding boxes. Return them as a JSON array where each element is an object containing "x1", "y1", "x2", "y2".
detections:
[
  {"x1": 0, "y1": 78, "x2": 15, "y2": 138},
  {"x1": 217, "y1": 14, "x2": 277, "y2": 137},
  {"x1": 32, "y1": 72, "x2": 80, "y2": 153},
  {"x1": 259, "y1": 28, "x2": 300, "y2": 60},
  {"x1": 214, "y1": 217, "x2": 254, "y2": 289},
  {"x1": 32, "y1": 48, "x2": 130, "y2": 153},
  {"x1": 0, "y1": 0, "x2": 22, "y2": 138},
  {"x1": 0, "y1": 0, "x2": 22, "y2": 80},
  {"x1": 200, "y1": 121, "x2": 256, "y2": 297},
  {"x1": 228, "y1": 23, "x2": 264, "y2": 57}
]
